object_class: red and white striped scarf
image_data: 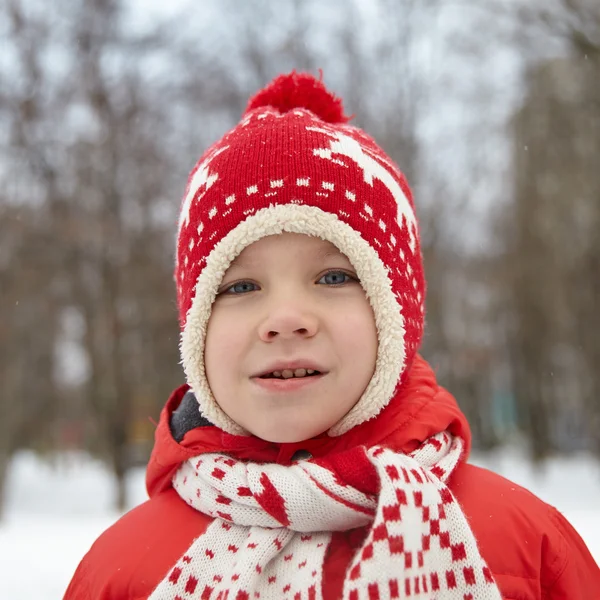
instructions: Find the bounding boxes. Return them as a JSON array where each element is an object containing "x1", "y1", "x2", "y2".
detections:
[{"x1": 150, "y1": 432, "x2": 501, "y2": 599}]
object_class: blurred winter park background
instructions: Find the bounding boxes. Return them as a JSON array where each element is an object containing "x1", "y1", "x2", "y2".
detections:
[{"x1": 1, "y1": 0, "x2": 599, "y2": 596}]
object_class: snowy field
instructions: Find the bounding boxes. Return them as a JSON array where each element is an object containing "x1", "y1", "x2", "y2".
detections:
[{"x1": 1, "y1": 450, "x2": 599, "y2": 599}]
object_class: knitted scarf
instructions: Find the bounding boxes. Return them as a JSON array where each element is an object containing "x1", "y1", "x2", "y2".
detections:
[{"x1": 150, "y1": 432, "x2": 502, "y2": 600}]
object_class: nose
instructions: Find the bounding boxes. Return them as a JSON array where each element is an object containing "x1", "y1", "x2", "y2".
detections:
[{"x1": 257, "y1": 299, "x2": 319, "y2": 342}]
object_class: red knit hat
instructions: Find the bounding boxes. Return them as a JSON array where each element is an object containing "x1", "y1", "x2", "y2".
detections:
[{"x1": 176, "y1": 72, "x2": 425, "y2": 436}]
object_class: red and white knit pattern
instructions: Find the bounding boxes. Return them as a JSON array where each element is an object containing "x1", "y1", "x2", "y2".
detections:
[{"x1": 150, "y1": 434, "x2": 502, "y2": 599}]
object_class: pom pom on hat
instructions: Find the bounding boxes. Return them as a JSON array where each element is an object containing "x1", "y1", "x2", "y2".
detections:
[{"x1": 245, "y1": 71, "x2": 351, "y2": 124}]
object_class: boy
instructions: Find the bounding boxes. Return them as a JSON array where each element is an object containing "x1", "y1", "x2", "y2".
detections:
[{"x1": 65, "y1": 72, "x2": 600, "y2": 599}]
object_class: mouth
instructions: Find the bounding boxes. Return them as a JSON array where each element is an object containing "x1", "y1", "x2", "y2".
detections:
[
  {"x1": 251, "y1": 362, "x2": 328, "y2": 392},
  {"x1": 258, "y1": 368, "x2": 323, "y2": 380},
  {"x1": 251, "y1": 371, "x2": 327, "y2": 392},
  {"x1": 253, "y1": 360, "x2": 328, "y2": 380}
]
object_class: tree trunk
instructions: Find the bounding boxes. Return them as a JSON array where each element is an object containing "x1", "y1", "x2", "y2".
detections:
[
  {"x1": 0, "y1": 451, "x2": 11, "y2": 521},
  {"x1": 113, "y1": 450, "x2": 128, "y2": 513}
]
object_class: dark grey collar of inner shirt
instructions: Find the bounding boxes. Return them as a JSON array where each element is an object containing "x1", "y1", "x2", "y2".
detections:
[{"x1": 170, "y1": 390, "x2": 313, "y2": 462}]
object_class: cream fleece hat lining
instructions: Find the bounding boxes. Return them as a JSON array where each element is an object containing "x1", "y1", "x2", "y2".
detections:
[{"x1": 180, "y1": 203, "x2": 406, "y2": 437}]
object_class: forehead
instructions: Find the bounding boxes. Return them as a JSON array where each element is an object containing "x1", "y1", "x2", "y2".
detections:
[{"x1": 229, "y1": 233, "x2": 349, "y2": 267}]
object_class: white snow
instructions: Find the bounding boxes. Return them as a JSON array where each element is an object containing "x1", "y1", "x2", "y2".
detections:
[
  {"x1": 0, "y1": 452, "x2": 147, "y2": 600},
  {"x1": 0, "y1": 449, "x2": 598, "y2": 599}
]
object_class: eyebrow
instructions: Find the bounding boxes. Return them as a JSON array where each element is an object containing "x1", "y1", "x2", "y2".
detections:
[
  {"x1": 228, "y1": 254, "x2": 251, "y2": 269},
  {"x1": 318, "y1": 248, "x2": 348, "y2": 262},
  {"x1": 228, "y1": 245, "x2": 347, "y2": 270},
  {"x1": 229, "y1": 247, "x2": 350, "y2": 269}
]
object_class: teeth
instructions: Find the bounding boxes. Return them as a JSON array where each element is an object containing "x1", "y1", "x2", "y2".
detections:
[{"x1": 266, "y1": 368, "x2": 319, "y2": 379}]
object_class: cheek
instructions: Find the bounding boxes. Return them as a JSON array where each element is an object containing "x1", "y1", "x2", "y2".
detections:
[
  {"x1": 205, "y1": 312, "x2": 239, "y2": 372},
  {"x1": 334, "y1": 300, "x2": 378, "y2": 366}
]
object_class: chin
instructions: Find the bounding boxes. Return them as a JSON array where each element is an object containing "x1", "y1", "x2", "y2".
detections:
[
  {"x1": 253, "y1": 425, "x2": 329, "y2": 444},
  {"x1": 256, "y1": 431, "x2": 311, "y2": 444}
]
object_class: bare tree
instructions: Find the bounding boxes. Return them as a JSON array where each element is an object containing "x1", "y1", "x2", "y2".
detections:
[
  {"x1": 0, "y1": 0, "x2": 187, "y2": 510},
  {"x1": 502, "y1": 45, "x2": 600, "y2": 458},
  {"x1": 0, "y1": 0, "x2": 472, "y2": 513}
]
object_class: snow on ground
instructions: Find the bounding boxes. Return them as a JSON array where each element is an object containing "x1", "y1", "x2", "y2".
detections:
[
  {"x1": 0, "y1": 452, "x2": 147, "y2": 600},
  {"x1": 0, "y1": 450, "x2": 598, "y2": 599}
]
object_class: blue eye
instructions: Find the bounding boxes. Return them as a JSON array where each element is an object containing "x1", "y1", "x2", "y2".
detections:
[
  {"x1": 222, "y1": 281, "x2": 258, "y2": 295},
  {"x1": 317, "y1": 270, "x2": 356, "y2": 286}
]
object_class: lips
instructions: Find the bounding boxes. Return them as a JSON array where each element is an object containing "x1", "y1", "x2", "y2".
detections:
[
  {"x1": 252, "y1": 360, "x2": 328, "y2": 379},
  {"x1": 251, "y1": 370, "x2": 327, "y2": 392},
  {"x1": 262, "y1": 368, "x2": 321, "y2": 379}
]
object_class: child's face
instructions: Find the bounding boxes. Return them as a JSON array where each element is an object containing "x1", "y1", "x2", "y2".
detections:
[{"x1": 204, "y1": 232, "x2": 378, "y2": 443}]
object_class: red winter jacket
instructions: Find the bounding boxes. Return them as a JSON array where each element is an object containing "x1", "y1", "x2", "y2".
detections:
[{"x1": 64, "y1": 356, "x2": 600, "y2": 599}]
